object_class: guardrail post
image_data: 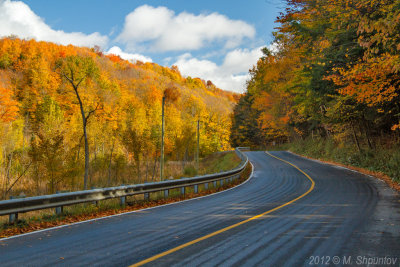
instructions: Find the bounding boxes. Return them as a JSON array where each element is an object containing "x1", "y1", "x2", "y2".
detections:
[
  {"x1": 55, "y1": 191, "x2": 64, "y2": 215},
  {"x1": 181, "y1": 187, "x2": 185, "y2": 195},
  {"x1": 8, "y1": 196, "x2": 18, "y2": 224},
  {"x1": 204, "y1": 183, "x2": 208, "y2": 190},
  {"x1": 144, "y1": 192, "x2": 149, "y2": 201},
  {"x1": 120, "y1": 196, "x2": 126, "y2": 206},
  {"x1": 91, "y1": 187, "x2": 99, "y2": 206},
  {"x1": 213, "y1": 181, "x2": 217, "y2": 188},
  {"x1": 164, "y1": 189, "x2": 169, "y2": 198},
  {"x1": 55, "y1": 205, "x2": 63, "y2": 215},
  {"x1": 119, "y1": 185, "x2": 126, "y2": 206},
  {"x1": 220, "y1": 179, "x2": 224, "y2": 186},
  {"x1": 194, "y1": 184, "x2": 198, "y2": 194}
]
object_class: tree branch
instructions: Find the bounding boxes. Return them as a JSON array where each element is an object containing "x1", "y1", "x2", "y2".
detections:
[
  {"x1": 55, "y1": 68, "x2": 74, "y2": 85},
  {"x1": 85, "y1": 102, "x2": 102, "y2": 122},
  {"x1": 5, "y1": 161, "x2": 32, "y2": 196},
  {"x1": 75, "y1": 75, "x2": 87, "y2": 89},
  {"x1": 0, "y1": 109, "x2": 9, "y2": 120}
]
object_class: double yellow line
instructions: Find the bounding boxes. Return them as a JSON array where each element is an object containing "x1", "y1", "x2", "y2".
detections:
[{"x1": 131, "y1": 151, "x2": 315, "y2": 266}]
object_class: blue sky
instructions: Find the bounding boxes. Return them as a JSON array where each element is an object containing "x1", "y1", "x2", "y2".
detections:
[{"x1": 0, "y1": 0, "x2": 284, "y2": 92}]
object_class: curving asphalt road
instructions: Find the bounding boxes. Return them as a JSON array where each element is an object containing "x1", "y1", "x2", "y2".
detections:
[{"x1": 0, "y1": 151, "x2": 399, "y2": 266}]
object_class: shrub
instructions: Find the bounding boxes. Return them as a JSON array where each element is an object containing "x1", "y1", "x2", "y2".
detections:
[
  {"x1": 288, "y1": 137, "x2": 400, "y2": 183},
  {"x1": 183, "y1": 165, "x2": 197, "y2": 177}
]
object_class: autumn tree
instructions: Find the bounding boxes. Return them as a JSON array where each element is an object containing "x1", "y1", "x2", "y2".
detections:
[
  {"x1": 232, "y1": 0, "x2": 400, "y2": 150},
  {"x1": 55, "y1": 55, "x2": 100, "y2": 189},
  {"x1": 30, "y1": 131, "x2": 65, "y2": 194},
  {"x1": 0, "y1": 84, "x2": 19, "y2": 123}
]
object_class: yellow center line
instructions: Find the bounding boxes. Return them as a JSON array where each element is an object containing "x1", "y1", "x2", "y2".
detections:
[{"x1": 130, "y1": 151, "x2": 315, "y2": 267}]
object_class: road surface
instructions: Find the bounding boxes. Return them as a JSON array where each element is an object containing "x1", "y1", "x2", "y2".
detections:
[{"x1": 1, "y1": 151, "x2": 399, "y2": 266}]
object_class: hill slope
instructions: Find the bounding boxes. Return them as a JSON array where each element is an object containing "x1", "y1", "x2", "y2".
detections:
[{"x1": 0, "y1": 37, "x2": 238, "y2": 198}]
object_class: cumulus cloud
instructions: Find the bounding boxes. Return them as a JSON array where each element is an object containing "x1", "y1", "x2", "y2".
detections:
[
  {"x1": 173, "y1": 47, "x2": 263, "y2": 93},
  {"x1": 222, "y1": 47, "x2": 264, "y2": 74},
  {"x1": 117, "y1": 5, "x2": 255, "y2": 52},
  {"x1": 106, "y1": 46, "x2": 153, "y2": 63},
  {"x1": 0, "y1": 0, "x2": 108, "y2": 48}
]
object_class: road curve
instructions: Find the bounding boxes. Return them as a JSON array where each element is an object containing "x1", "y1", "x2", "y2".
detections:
[{"x1": 0, "y1": 151, "x2": 399, "y2": 266}]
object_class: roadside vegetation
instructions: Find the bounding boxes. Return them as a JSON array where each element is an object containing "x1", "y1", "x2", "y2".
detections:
[
  {"x1": 184, "y1": 151, "x2": 242, "y2": 177},
  {"x1": 0, "y1": 151, "x2": 249, "y2": 238},
  {"x1": 284, "y1": 138, "x2": 400, "y2": 187}
]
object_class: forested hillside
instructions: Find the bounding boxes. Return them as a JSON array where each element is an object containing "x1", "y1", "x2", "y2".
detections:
[
  {"x1": 231, "y1": 0, "x2": 400, "y2": 182},
  {"x1": 0, "y1": 37, "x2": 238, "y2": 198}
]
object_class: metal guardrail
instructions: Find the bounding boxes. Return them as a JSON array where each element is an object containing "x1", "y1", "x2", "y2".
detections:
[{"x1": 0, "y1": 147, "x2": 250, "y2": 222}]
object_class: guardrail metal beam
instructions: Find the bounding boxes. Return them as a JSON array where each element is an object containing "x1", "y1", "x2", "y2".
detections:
[{"x1": 0, "y1": 148, "x2": 250, "y2": 220}]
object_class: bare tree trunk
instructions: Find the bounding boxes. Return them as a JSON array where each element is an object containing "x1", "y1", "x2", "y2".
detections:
[
  {"x1": 136, "y1": 159, "x2": 141, "y2": 183},
  {"x1": 362, "y1": 118, "x2": 373, "y2": 150},
  {"x1": 94, "y1": 139, "x2": 97, "y2": 161},
  {"x1": 351, "y1": 121, "x2": 361, "y2": 153},
  {"x1": 114, "y1": 163, "x2": 119, "y2": 184},
  {"x1": 145, "y1": 156, "x2": 149, "y2": 182},
  {"x1": 107, "y1": 138, "x2": 115, "y2": 186},
  {"x1": 184, "y1": 144, "x2": 189, "y2": 167},
  {"x1": 73, "y1": 85, "x2": 90, "y2": 190},
  {"x1": 4, "y1": 152, "x2": 13, "y2": 199},
  {"x1": 35, "y1": 165, "x2": 40, "y2": 195},
  {"x1": 151, "y1": 156, "x2": 158, "y2": 181},
  {"x1": 50, "y1": 172, "x2": 55, "y2": 194},
  {"x1": 83, "y1": 122, "x2": 89, "y2": 189}
]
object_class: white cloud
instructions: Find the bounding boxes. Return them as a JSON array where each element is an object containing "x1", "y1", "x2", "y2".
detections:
[
  {"x1": 175, "y1": 53, "x2": 218, "y2": 76},
  {"x1": 117, "y1": 5, "x2": 255, "y2": 52},
  {"x1": 222, "y1": 47, "x2": 264, "y2": 74},
  {"x1": 173, "y1": 47, "x2": 263, "y2": 93},
  {"x1": 0, "y1": 0, "x2": 108, "y2": 48},
  {"x1": 106, "y1": 46, "x2": 152, "y2": 63}
]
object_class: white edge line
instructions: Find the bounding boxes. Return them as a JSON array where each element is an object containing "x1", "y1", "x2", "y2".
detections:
[{"x1": 0, "y1": 162, "x2": 255, "y2": 242}]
